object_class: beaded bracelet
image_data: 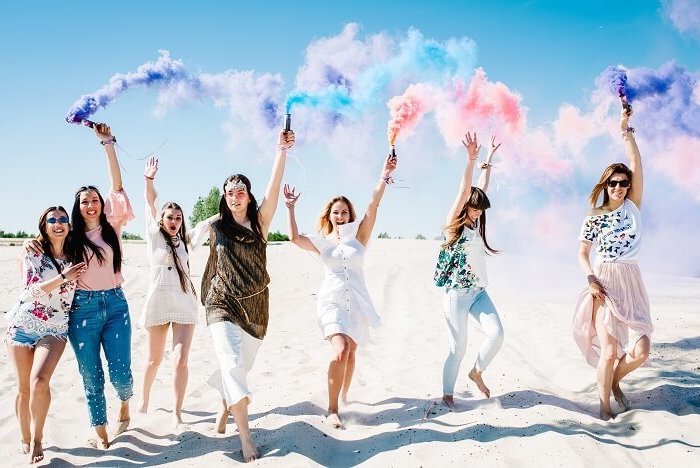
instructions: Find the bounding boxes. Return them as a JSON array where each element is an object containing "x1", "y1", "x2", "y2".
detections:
[{"x1": 100, "y1": 136, "x2": 117, "y2": 145}]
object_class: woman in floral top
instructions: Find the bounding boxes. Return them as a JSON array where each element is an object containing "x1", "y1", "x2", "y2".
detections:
[
  {"x1": 6, "y1": 206, "x2": 86, "y2": 464},
  {"x1": 434, "y1": 132, "x2": 504, "y2": 410},
  {"x1": 574, "y1": 107, "x2": 652, "y2": 421}
]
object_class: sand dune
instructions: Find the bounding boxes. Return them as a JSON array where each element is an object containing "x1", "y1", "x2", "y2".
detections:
[{"x1": 1, "y1": 241, "x2": 699, "y2": 466}]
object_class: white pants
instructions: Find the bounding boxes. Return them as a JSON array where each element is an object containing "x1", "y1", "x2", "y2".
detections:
[
  {"x1": 209, "y1": 321, "x2": 262, "y2": 407},
  {"x1": 442, "y1": 287, "x2": 504, "y2": 395}
]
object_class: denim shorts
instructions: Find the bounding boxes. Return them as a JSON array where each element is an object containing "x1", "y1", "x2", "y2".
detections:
[{"x1": 5, "y1": 325, "x2": 67, "y2": 348}]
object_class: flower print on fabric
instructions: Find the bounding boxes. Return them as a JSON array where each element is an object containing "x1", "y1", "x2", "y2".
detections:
[{"x1": 434, "y1": 227, "x2": 488, "y2": 290}]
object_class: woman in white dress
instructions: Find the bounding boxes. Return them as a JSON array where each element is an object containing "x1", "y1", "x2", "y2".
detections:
[
  {"x1": 283, "y1": 152, "x2": 397, "y2": 428},
  {"x1": 139, "y1": 157, "x2": 216, "y2": 427}
]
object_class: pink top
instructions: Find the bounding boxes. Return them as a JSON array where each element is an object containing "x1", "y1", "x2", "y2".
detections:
[{"x1": 77, "y1": 189, "x2": 135, "y2": 291}]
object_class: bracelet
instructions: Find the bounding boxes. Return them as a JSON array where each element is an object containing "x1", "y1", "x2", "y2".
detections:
[
  {"x1": 586, "y1": 274, "x2": 598, "y2": 285},
  {"x1": 60, "y1": 273, "x2": 66, "y2": 281},
  {"x1": 480, "y1": 162, "x2": 492, "y2": 170},
  {"x1": 144, "y1": 175, "x2": 154, "y2": 180},
  {"x1": 100, "y1": 136, "x2": 117, "y2": 145},
  {"x1": 468, "y1": 157, "x2": 478, "y2": 161},
  {"x1": 380, "y1": 175, "x2": 394, "y2": 185},
  {"x1": 277, "y1": 144, "x2": 289, "y2": 151}
]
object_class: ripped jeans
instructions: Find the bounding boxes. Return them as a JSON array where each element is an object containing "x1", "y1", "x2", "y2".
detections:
[{"x1": 68, "y1": 287, "x2": 133, "y2": 427}]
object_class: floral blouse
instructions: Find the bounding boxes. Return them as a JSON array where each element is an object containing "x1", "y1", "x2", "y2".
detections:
[
  {"x1": 7, "y1": 252, "x2": 77, "y2": 336},
  {"x1": 579, "y1": 199, "x2": 642, "y2": 262},
  {"x1": 434, "y1": 226, "x2": 488, "y2": 290}
]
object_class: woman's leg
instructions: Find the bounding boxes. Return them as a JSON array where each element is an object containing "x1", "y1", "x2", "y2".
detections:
[
  {"x1": 327, "y1": 334, "x2": 351, "y2": 427},
  {"x1": 101, "y1": 291, "x2": 133, "y2": 435},
  {"x1": 69, "y1": 295, "x2": 110, "y2": 447},
  {"x1": 6, "y1": 341, "x2": 33, "y2": 454},
  {"x1": 171, "y1": 323, "x2": 195, "y2": 425},
  {"x1": 28, "y1": 335, "x2": 66, "y2": 464},
  {"x1": 612, "y1": 334, "x2": 651, "y2": 410},
  {"x1": 140, "y1": 324, "x2": 169, "y2": 413},
  {"x1": 442, "y1": 289, "x2": 470, "y2": 409},
  {"x1": 340, "y1": 337, "x2": 358, "y2": 405},
  {"x1": 592, "y1": 298, "x2": 618, "y2": 420},
  {"x1": 467, "y1": 291, "x2": 504, "y2": 398}
]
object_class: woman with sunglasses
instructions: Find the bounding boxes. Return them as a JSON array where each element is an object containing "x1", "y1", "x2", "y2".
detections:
[
  {"x1": 574, "y1": 107, "x2": 652, "y2": 420},
  {"x1": 26, "y1": 123, "x2": 135, "y2": 447},
  {"x1": 139, "y1": 156, "x2": 216, "y2": 428},
  {"x1": 7, "y1": 207, "x2": 86, "y2": 463}
]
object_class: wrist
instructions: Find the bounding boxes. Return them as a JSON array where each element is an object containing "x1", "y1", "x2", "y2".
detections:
[
  {"x1": 100, "y1": 136, "x2": 117, "y2": 146},
  {"x1": 380, "y1": 175, "x2": 394, "y2": 184},
  {"x1": 144, "y1": 175, "x2": 154, "y2": 180},
  {"x1": 586, "y1": 274, "x2": 598, "y2": 284},
  {"x1": 60, "y1": 273, "x2": 66, "y2": 281},
  {"x1": 277, "y1": 144, "x2": 289, "y2": 152}
]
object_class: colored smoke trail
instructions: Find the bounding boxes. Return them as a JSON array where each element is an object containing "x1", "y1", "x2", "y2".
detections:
[
  {"x1": 65, "y1": 50, "x2": 192, "y2": 124},
  {"x1": 386, "y1": 84, "x2": 434, "y2": 145}
]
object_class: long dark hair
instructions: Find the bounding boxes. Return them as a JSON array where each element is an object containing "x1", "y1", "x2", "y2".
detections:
[
  {"x1": 70, "y1": 186, "x2": 123, "y2": 273},
  {"x1": 160, "y1": 202, "x2": 196, "y2": 296},
  {"x1": 443, "y1": 187, "x2": 498, "y2": 254},
  {"x1": 37, "y1": 206, "x2": 76, "y2": 266},
  {"x1": 216, "y1": 174, "x2": 264, "y2": 243},
  {"x1": 589, "y1": 163, "x2": 633, "y2": 207}
]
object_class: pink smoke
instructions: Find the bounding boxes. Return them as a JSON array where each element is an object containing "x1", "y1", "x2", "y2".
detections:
[
  {"x1": 386, "y1": 83, "x2": 435, "y2": 145},
  {"x1": 656, "y1": 135, "x2": 700, "y2": 202}
]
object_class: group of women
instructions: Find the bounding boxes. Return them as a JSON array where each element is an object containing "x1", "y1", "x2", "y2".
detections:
[{"x1": 5, "y1": 107, "x2": 652, "y2": 463}]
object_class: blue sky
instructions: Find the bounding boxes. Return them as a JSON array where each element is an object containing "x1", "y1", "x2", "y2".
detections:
[{"x1": 1, "y1": 1, "x2": 698, "y2": 271}]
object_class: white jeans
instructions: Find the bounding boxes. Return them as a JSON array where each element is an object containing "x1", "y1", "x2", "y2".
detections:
[
  {"x1": 442, "y1": 287, "x2": 504, "y2": 395},
  {"x1": 209, "y1": 321, "x2": 262, "y2": 407}
]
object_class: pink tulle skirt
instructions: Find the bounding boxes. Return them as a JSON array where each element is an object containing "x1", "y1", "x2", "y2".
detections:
[{"x1": 573, "y1": 260, "x2": 653, "y2": 367}]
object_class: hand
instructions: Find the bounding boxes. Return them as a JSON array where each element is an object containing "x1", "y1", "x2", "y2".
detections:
[
  {"x1": 62, "y1": 262, "x2": 87, "y2": 282},
  {"x1": 381, "y1": 152, "x2": 398, "y2": 177},
  {"x1": 462, "y1": 132, "x2": 481, "y2": 160},
  {"x1": 23, "y1": 239, "x2": 43, "y2": 255},
  {"x1": 145, "y1": 156, "x2": 159, "y2": 179},
  {"x1": 94, "y1": 122, "x2": 114, "y2": 143},
  {"x1": 283, "y1": 184, "x2": 301, "y2": 208},
  {"x1": 588, "y1": 280, "x2": 607, "y2": 300},
  {"x1": 488, "y1": 135, "x2": 502, "y2": 155},
  {"x1": 620, "y1": 106, "x2": 633, "y2": 131},
  {"x1": 278, "y1": 130, "x2": 295, "y2": 150}
]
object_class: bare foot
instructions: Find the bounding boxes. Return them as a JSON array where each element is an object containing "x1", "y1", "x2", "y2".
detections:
[
  {"x1": 88, "y1": 438, "x2": 111, "y2": 450},
  {"x1": 468, "y1": 368, "x2": 491, "y2": 398},
  {"x1": 326, "y1": 412, "x2": 343, "y2": 429},
  {"x1": 21, "y1": 440, "x2": 31, "y2": 454},
  {"x1": 30, "y1": 441, "x2": 44, "y2": 464},
  {"x1": 599, "y1": 408, "x2": 614, "y2": 421},
  {"x1": 114, "y1": 419, "x2": 130, "y2": 436},
  {"x1": 216, "y1": 407, "x2": 229, "y2": 434},
  {"x1": 442, "y1": 394, "x2": 457, "y2": 411},
  {"x1": 240, "y1": 435, "x2": 259, "y2": 463},
  {"x1": 612, "y1": 384, "x2": 630, "y2": 411}
]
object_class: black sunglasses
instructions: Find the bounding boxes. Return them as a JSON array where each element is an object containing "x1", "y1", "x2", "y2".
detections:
[{"x1": 607, "y1": 179, "x2": 630, "y2": 188}]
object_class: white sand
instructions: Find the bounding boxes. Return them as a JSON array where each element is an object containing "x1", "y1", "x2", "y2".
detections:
[{"x1": 1, "y1": 241, "x2": 699, "y2": 466}]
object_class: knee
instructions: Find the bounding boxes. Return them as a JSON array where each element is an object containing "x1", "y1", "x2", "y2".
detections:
[
  {"x1": 17, "y1": 385, "x2": 30, "y2": 399},
  {"x1": 31, "y1": 374, "x2": 51, "y2": 393},
  {"x1": 600, "y1": 347, "x2": 617, "y2": 364},
  {"x1": 146, "y1": 354, "x2": 164, "y2": 369},
  {"x1": 334, "y1": 344, "x2": 349, "y2": 363},
  {"x1": 173, "y1": 352, "x2": 188, "y2": 371}
]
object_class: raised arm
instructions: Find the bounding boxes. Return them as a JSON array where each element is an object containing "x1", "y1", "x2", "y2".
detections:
[
  {"x1": 620, "y1": 108, "x2": 643, "y2": 208},
  {"x1": 356, "y1": 152, "x2": 398, "y2": 246},
  {"x1": 284, "y1": 184, "x2": 319, "y2": 254},
  {"x1": 445, "y1": 132, "x2": 480, "y2": 225},
  {"x1": 144, "y1": 157, "x2": 159, "y2": 219},
  {"x1": 94, "y1": 123, "x2": 123, "y2": 192},
  {"x1": 476, "y1": 135, "x2": 501, "y2": 193},
  {"x1": 258, "y1": 129, "x2": 296, "y2": 235}
]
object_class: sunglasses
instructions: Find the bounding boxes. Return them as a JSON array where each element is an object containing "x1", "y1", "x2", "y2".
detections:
[
  {"x1": 46, "y1": 216, "x2": 70, "y2": 224},
  {"x1": 607, "y1": 179, "x2": 630, "y2": 188}
]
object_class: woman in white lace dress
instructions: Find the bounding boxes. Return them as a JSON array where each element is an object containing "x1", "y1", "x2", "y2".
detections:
[
  {"x1": 139, "y1": 157, "x2": 216, "y2": 427},
  {"x1": 284, "y1": 152, "x2": 397, "y2": 428}
]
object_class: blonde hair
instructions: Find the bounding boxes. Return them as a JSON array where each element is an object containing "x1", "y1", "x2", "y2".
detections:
[{"x1": 317, "y1": 196, "x2": 356, "y2": 236}]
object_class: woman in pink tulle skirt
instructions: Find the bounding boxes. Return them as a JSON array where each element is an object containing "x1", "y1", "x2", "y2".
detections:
[{"x1": 574, "y1": 107, "x2": 653, "y2": 421}]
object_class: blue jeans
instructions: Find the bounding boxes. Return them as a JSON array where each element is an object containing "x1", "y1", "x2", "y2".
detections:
[
  {"x1": 442, "y1": 287, "x2": 504, "y2": 395},
  {"x1": 69, "y1": 288, "x2": 133, "y2": 427}
]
